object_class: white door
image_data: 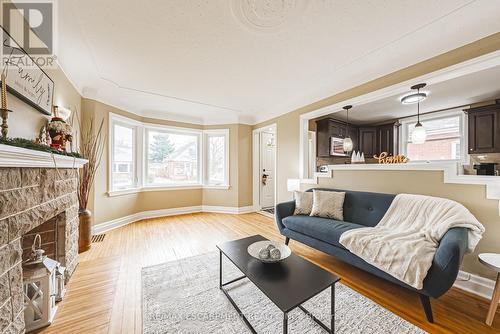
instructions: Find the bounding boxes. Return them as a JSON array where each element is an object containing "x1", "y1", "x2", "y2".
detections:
[{"x1": 260, "y1": 132, "x2": 275, "y2": 208}]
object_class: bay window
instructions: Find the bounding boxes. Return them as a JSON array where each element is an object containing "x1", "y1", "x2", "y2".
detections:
[{"x1": 109, "y1": 113, "x2": 229, "y2": 194}]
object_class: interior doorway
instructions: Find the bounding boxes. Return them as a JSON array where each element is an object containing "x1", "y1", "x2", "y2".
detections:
[{"x1": 253, "y1": 124, "x2": 277, "y2": 216}]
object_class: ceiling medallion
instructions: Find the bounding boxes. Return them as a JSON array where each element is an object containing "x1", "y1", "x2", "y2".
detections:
[{"x1": 231, "y1": 0, "x2": 307, "y2": 32}]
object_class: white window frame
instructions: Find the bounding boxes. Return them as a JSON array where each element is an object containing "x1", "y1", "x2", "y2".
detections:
[
  {"x1": 109, "y1": 114, "x2": 141, "y2": 193},
  {"x1": 399, "y1": 109, "x2": 467, "y2": 163},
  {"x1": 203, "y1": 129, "x2": 230, "y2": 187},
  {"x1": 108, "y1": 113, "x2": 230, "y2": 196}
]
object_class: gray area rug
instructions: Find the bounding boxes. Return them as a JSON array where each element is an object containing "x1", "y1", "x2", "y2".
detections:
[{"x1": 142, "y1": 252, "x2": 426, "y2": 333}]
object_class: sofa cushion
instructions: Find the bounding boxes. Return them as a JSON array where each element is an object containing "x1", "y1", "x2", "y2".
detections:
[
  {"x1": 293, "y1": 191, "x2": 313, "y2": 215},
  {"x1": 307, "y1": 188, "x2": 396, "y2": 227},
  {"x1": 282, "y1": 215, "x2": 365, "y2": 249},
  {"x1": 310, "y1": 190, "x2": 345, "y2": 220}
]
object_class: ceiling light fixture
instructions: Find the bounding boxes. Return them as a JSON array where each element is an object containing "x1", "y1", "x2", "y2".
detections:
[
  {"x1": 342, "y1": 105, "x2": 353, "y2": 153},
  {"x1": 410, "y1": 83, "x2": 427, "y2": 144},
  {"x1": 401, "y1": 90, "x2": 427, "y2": 105}
]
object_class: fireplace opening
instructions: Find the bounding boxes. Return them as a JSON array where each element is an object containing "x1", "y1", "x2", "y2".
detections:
[
  {"x1": 21, "y1": 212, "x2": 67, "y2": 272},
  {"x1": 21, "y1": 212, "x2": 68, "y2": 332}
]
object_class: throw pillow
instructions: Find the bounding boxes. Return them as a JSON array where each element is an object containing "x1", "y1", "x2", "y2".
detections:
[
  {"x1": 293, "y1": 191, "x2": 313, "y2": 215},
  {"x1": 310, "y1": 190, "x2": 346, "y2": 220}
]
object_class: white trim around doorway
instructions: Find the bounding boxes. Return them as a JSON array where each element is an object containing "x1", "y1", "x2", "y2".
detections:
[{"x1": 252, "y1": 124, "x2": 278, "y2": 212}]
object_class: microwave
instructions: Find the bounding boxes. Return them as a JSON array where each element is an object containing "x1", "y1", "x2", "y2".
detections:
[{"x1": 330, "y1": 137, "x2": 347, "y2": 156}]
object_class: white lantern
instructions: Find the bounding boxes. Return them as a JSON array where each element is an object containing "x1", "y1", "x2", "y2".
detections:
[
  {"x1": 23, "y1": 257, "x2": 59, "y2": 332},
  {"x1": 412, "y1": 123, "x2": 427, "y2": 144},
  {"x1": 342, "y1": 137, "x2": 353, "y2": 152},
  {"x1": 342, "y1": 105, "x2": 354, "y2": 153}
]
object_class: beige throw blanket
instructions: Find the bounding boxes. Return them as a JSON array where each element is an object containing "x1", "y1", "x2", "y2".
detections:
[{"x1": 339, "y1": 194, "x2": 485, "y2": 289}]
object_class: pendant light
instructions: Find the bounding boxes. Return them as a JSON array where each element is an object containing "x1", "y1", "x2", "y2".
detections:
[
  {"x1": 342, "y1": 105, "x2": 353, "y2": 152},
  {"x1": 409, "y1": 83, "x2": 427, "y2": 144}
]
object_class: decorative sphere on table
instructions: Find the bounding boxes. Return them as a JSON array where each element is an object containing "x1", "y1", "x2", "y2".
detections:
[
  {"x1": 266, "y1": 244, "x2": 276, "y2": 251},
  {"x1": 270, "y1": 248, "x2": 281, "y2": 260},
  {"x1": 258, "y1": 248, "x2": 270, "y2": 259}
]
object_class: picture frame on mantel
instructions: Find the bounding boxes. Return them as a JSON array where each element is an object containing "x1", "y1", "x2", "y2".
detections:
[{"x1": 0, "y1": 26, "x2": 54, "y2": 115}]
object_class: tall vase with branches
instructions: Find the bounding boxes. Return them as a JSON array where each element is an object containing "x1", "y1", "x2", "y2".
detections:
[{"x1": 78, "y1": 116, "x2": 105, "y2": 252}]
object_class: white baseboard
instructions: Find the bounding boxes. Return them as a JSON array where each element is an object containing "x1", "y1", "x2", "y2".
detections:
[
  {"x1": 92, "y1": 205, "x2": 255, "y2": 234},
  {"x1": 454, "y1": 270, "x2": 499, "y2": 303},
  {"x1": 202, "y1": 205, "x2": 255, "y2": 214}
]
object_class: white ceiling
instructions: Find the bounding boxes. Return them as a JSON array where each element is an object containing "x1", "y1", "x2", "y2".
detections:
[
  {"x1": 57, "y1": 0, "x2": 500, "y2": 125},
  {"x1": 325, "y1": 65, "x2": 500, "y2": 125}
]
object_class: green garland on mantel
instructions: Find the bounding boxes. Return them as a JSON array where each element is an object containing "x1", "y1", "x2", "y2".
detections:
[{"x1": 0, "y1": 137, "x2": 83, "y2": 159}]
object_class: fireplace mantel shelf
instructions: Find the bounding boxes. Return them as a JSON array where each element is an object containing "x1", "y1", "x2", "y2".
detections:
[{"x1": 0, "y1": 143, "x2": 88, "y2": 168}]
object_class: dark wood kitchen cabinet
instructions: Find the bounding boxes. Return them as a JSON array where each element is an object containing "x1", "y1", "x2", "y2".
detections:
[
  {"x1": 315, "y1": 118, "x2": 397, "y2": 159},
  {"x1": 358, "y1": 127, "x2": 377, "y2": 157},
  {"x1": 316, "y1": 118, "x2": 331, "y2": 157},
  {"x1": 329, "y1": 121, "x2": 346, "y2": 138},
  {"x1": 316, "y1": 118, "x2": 355, "y2": 156},
  {"x1": 377, "y1": 123, "x2": 397, "y2": 155},
  {"x1": 467, "y1": 101, "x2": 500, "y2": 154},
  {"x1": 348, "y1": 126, "x2": 359, "y2": 152}
]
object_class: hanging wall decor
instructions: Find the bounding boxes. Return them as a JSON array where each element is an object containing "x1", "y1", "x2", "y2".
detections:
[{"x1": 0, "y1": 26, "x2": 54, "y2": 115}]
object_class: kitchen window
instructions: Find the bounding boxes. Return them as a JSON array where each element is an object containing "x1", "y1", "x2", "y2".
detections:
[
  {"x1": 400, "y1": 110, "x2": 466, "y2": 162},
  {"x1": 109, "y1": 113, "x2": 229, "y2": 194}
]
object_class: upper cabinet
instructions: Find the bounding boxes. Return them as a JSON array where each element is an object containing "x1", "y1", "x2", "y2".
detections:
[
  {"x1": 467, "y1": 101, "x2": 500, "y2": 154},
  {"x1": 316, "y1": 118, "x2": 331, "y2": 157},
  {"x1": 315, "y1": 118, "x2": 399, "y2": 159},
  {"x1": 358, "y1": 127, "x2": 377, "y2": 157},
  {"x1": 377, "y1": 123, "x2": 397, "y2": 156},
  {"x1": 329, "y1": 120, "x2": 346, "y2": 138},
  {"x1": 315, "y1": 118, "x2": 358, "y2": 157}
]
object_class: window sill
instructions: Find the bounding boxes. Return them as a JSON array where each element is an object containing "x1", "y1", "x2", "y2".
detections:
[
  {"x1": 107, "y1": 184, "x2": 230, "y2": 197},
  {"x1": 203, "y1": 185, "x2": 231, "y2": 190}
]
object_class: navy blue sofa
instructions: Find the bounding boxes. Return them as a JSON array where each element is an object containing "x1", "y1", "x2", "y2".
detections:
[{"x1": 275, "y1": 188, "x2": 469, "y2": 323}]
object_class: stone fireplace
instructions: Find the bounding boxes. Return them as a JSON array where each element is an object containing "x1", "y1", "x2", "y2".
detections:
[{"x1": 0, "y1": 165, "x2": 82, "y2": 333}]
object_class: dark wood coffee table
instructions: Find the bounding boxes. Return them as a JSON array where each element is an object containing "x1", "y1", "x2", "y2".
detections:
[{"x1": 217, "y1": 235, "x2": 339, "y2": 333}]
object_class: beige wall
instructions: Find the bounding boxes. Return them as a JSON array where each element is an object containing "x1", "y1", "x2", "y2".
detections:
[
  {"x1": 237, "y1": 124, "x2": 253, "y2": 206},
  {"x1": 82, "y1": 99, "x2": 253, "y2": 225},
  {"x1": 253, "y1": 32, "x2": 500, "y2": 278}
]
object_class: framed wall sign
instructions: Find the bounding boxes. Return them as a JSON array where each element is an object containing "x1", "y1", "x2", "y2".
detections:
[{"x1": 1, "y1": 26, "x2": 54, "y2": 115}]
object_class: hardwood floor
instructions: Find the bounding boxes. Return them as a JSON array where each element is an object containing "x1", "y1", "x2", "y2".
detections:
[{"x1": 37, "y1": 212, "x2": 500, "y2": 334}]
